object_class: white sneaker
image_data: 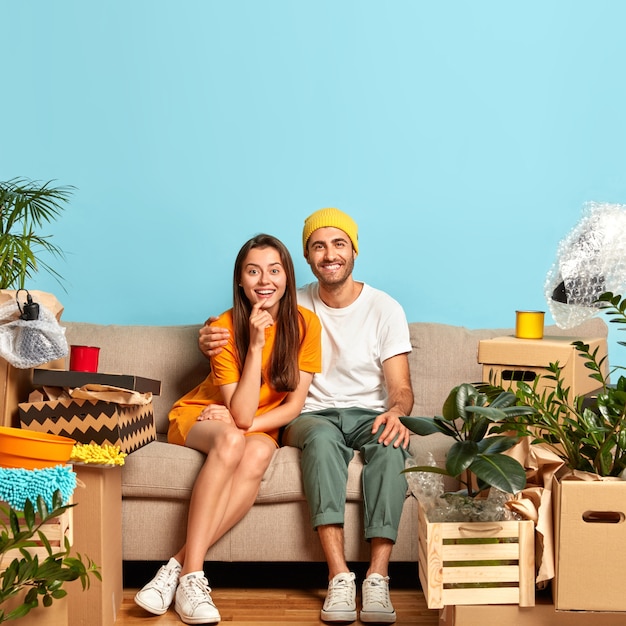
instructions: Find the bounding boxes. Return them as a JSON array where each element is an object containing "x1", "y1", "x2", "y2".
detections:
[
  {"x1": 361, "y1": 573, "x2": 396, "y2": 623},
  {"x1": 134, "y1": 557, "x2": 181, "y2": 615},
  {"x1": 175, "y1": 572, "x2": 221, "y2": 624},
  {"x1": 321, "y1": 572, "x2": 357, "y2": 622}
]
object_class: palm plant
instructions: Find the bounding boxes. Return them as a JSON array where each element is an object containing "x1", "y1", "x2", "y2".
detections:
[{"x1": 0, "y1": 178, "x2": 74, "y2": 290}]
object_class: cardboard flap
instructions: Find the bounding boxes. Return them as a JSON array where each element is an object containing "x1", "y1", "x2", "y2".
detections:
[{"x1": 477, "y1": 335, "x2": 606, "y2": 368}]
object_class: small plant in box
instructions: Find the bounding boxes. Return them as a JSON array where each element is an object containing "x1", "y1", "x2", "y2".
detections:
[
  {"x1": 0, "y1": 490, "x2": 101, "y2": 623},
  {"x1": 401, "y1": 385, "x2": 537, "y2": 609},
  {"x1": 401, "y1": 384, "x2": 532, "y2": 508}
]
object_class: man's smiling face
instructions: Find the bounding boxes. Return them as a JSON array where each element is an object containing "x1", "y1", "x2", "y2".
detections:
[{"x1": 305, "y1": 226, "x2": 356, "y2": 288}]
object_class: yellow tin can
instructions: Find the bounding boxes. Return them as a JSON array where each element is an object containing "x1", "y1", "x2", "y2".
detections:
[{"x1": 515, "y1": 310, "x2": 545, "y2": 339}]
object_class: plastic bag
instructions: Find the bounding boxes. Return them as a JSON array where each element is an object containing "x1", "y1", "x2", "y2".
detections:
[
  {"x1": 0, "y1": 298, "x2": 68, "y2": 368},
  {"x1": 545, "y1": 201, "x2": 626, "y2": 328}
]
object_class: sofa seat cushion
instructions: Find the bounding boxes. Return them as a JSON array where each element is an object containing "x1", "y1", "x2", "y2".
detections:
[
  {"x1": 122, "y1": 441, "x2": 203, "y2": 500},
  {"x1": 122, "y1": 431, "x2": 456, "y2": 503},
  {"x1": 121, "y1": 441, "x2": 365, "y2": 504}
]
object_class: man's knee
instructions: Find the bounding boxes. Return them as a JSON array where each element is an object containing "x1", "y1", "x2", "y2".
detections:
[{"x1": 287, "y1": 415, "x2": 341, "y2": 450}]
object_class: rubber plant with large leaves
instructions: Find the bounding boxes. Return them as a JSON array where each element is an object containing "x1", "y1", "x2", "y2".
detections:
[{"x1": 401, "y1": 384, "x2": 534, "y2": 497}]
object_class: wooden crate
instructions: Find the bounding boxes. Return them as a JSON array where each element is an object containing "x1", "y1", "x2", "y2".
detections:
[
  {"x1": 0, "y1": 504, "x2": 73, "y2": 570},
  {"x1": 418, "y1": 502, "x2": 535, "y2": 609}
]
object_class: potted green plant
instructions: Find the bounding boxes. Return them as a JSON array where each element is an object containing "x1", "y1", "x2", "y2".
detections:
[
  {"x1": 0, "y1": 178, "x2": 74, "y2": 290},
  {"x1": 401, "y1": 383, "x2": 532, "y2": 498},
  {"x1": 0, "y1": 490, "x2": 100, "y2": 623},
  {"x1": 400, "y1": 385, "x2": 537, "y2": 609}
]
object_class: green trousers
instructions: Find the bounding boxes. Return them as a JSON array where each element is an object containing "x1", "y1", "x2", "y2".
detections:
[{"x1": 283, "y1": 408, "x2": 409, "y2": 542}]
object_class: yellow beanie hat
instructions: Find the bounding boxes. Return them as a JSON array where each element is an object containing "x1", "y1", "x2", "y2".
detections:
[{"x1": 302, "y1": 208, "x2": 359, "y2": 255}]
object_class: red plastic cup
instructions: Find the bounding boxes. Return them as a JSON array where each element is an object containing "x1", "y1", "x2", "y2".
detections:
[{"x1": 69, "y1": 345, "x2": 100, "y2": 372}]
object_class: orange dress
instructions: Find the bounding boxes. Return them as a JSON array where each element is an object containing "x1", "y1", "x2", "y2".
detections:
[{"x1": 167, "y1": 305, "x2": 322, "y2": 445}]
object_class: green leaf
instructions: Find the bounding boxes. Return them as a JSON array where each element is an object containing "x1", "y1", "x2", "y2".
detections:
[
  {"x1": 9, "y1": 509, "x2": 20, "y2": 536},
  {"x1": 400, "y1": 416, "x2": 445, "y2": 436},
  {"x1": 500, "y1": 405, "x2": 536, "y2": 418},
  {"x1": 23, "y1": 499, "x2": 35, "y2": 530},
  {"x1": 468, "y1": 416, "x2": 489, "y2": 441},
  {"x1": 441, "y1": 386, "x2": 462, "y2": 421},
  {"x1": 465, "y1": 405, "x2": 508, "y2": 422},
  {"x1": 470, "y1": 454, "x2": 527, "y2": 494},
  {"x1": 402, "y1": 465, "x2": 450, "y2": 476},
  {"x1": 476, "y1": 435, "x2": 520, "y2": 454},
  {"x1": 36, "y1": 495, "x2": 49, "y2": 521},
  {"x1": 454, "y1": 384, "x2": 479, "y2": 421},
  {"x1": 446, "y1": 440, "x2": 479, "y2": 477},
  {"x1": 5, "y1": 602, "x2": 33, "y2": 620},
  {"x1": 37, "y1": 529, "x2": 53, "y2": 556},
  {"x1": 488, "y1": 391, "x2": 517, "y2": 409}
]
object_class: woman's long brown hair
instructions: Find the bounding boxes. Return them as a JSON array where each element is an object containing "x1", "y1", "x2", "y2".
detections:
[{"x1": 231, "y1": 234, "x2": 301, "y2": 392}]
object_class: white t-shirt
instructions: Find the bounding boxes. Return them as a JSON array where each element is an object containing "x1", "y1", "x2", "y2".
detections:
[{"x1": 297, "y1": 282, "x2": 411, "y2": 413}]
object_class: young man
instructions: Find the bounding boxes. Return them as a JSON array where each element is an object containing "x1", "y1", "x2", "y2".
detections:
[{"x1": 200, "y1": 208, "x2": 413, "y2": 624}]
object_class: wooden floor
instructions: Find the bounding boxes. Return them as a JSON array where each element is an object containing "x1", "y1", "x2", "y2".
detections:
[{"x1": 118, "y1": 586, "x2": 439, "y2": 625}]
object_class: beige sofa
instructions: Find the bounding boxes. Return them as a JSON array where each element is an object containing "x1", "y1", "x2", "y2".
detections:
[{"x1": 62, "y1": 317, "x2": 607, "y2": 565}]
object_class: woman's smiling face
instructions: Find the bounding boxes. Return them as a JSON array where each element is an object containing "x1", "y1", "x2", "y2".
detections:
[{"x1": 240, "y1": 246, "x2": 287, "y2": 317}]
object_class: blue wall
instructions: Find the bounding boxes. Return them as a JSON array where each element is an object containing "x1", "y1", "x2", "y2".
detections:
[{"x1": 2, "y1": 1, "x2": 625, "y2": 364}]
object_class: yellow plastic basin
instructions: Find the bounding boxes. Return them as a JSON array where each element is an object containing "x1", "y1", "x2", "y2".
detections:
[{"x1": 0, "y1": 426, "x2": 75, "y2": 470}]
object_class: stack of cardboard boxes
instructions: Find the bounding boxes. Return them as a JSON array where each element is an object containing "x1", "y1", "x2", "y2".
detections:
[
  {"x1": 0, "y1": 291, "x2": 159, "y2": 626},
  {"x1": 15, "y1": 369, "x2": 160, "y2": 626},
  {"x1": 438, "y1": 333, "x2": 624, "y2": 625}
]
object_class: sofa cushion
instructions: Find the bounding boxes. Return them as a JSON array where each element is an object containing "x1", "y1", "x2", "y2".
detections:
[
  {"x1": 122, "y1": 430, "x2": 457, "y2": 504},
  {"x1": 122, "y1": 441, "x2": 366, "y2": 504}
]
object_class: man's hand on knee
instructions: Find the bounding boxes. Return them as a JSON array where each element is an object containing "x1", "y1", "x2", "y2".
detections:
[{"x1": 371, "y1": 411, "x2": 410, "y2": 448}]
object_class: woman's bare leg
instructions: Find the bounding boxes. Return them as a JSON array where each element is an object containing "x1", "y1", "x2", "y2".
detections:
[
  {"x1": 173, "y1": 429, "x2": 276, "y2": 574},
  {"x1": 210, "y1": 434, "x2": 276, "y2": 541},
  {"x1": 177, "y1": 421, "x2": 246, "y2": 575}
]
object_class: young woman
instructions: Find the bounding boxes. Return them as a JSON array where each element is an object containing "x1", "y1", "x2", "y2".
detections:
[{"x1": 134, "y1": 234, "x2": 322, "y2": 625}]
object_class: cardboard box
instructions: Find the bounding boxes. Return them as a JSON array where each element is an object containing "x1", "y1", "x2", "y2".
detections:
[
  {"x1": 418, "y1": 503, "x2": 535, "y2": 609},
  {"x1": 67, "y1": 465, "x2": 122, "y2": 626},
  {"x1": 438, "y1": 592, "x2": 626, "y2": 625},
  {"x1": 0, "y1": 359, "x2": 66, "y2": 429},
  {"x1": 477, "y1": 335, "x2": 607, "y2": 398},
  {"x1": 33, "y1": 368, "x2": 161, "y2": 395},
  {"x1": 18, "y1": 397, "x2": 156, "y2": 454},
  {"x1": 0, "y1": 360, "x2": 35, "y2": 428},
  {"x1": 553, "y1": 476, "x2": 626, "y2": 612}
]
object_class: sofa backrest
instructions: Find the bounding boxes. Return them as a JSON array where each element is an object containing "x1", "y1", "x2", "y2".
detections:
[{"x1": 63, "y1": 317, "x2": 608, "y2": 435}]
